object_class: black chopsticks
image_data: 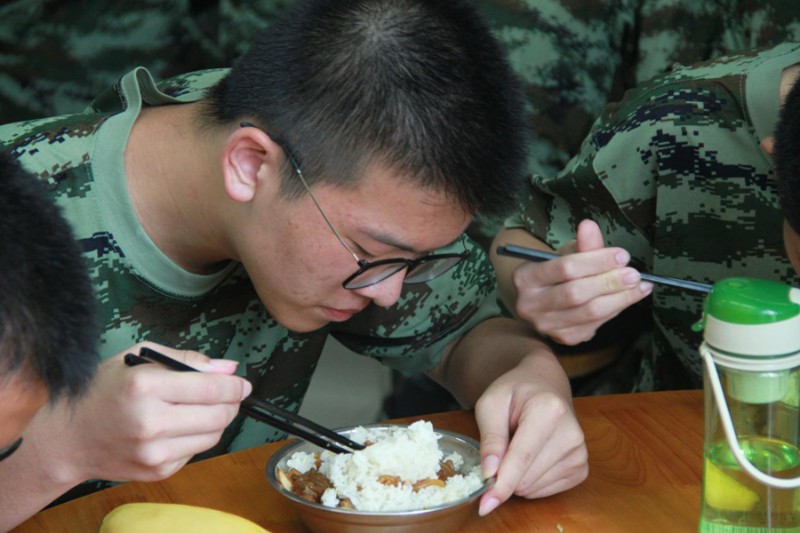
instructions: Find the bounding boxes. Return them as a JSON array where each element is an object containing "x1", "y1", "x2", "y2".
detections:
[
  {"x1": 124, "y1": 347, "x2": 365, "y2": 454},
  {"x1": 496, "y1": 244, "x2": 712, "y2": 294}
]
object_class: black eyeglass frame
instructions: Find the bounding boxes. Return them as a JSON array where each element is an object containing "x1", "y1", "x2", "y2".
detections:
[
  {"x1": 239, "y1": 122, "x2": 470, "y2": 290},
  {"x1": 0, "y1": 437, "x2": 22, "y2": 462}
]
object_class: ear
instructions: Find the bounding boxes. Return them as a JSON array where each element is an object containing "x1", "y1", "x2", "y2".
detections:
[
  {"x1": 761, "y1": 135, "x2": 775, "y2": 158},
  {"x1": 221, "y1": 126, "x2": 284, "y2": 203}
]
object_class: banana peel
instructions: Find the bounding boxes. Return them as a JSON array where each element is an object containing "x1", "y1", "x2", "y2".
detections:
[{"x1": 99, "y1": 502, "x2": 269, "y2": 533}]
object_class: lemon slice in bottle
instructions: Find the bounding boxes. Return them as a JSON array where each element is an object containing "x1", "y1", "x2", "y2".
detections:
[{"x1": 704, "y1": 458, "x2": 759, "y2": 511}]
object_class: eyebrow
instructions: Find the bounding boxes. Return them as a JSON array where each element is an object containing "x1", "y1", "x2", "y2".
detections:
[
  {"x1": 364, "y1": 230, "x2": 418, "y2": 253},
  {"x1": 363, "y1": 229, "x2": 462, "y2": 255}
]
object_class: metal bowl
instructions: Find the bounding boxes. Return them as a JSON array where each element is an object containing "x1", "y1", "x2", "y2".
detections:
[{"x1": 265, "y1": 424, "x2": 490, "y2": 533}]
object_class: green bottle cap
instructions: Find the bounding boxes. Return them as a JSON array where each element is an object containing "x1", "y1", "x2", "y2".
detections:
[
  {"x1": 703, "y1": 277, "x2": 799, "y2": 325},
  {"x1": 694, "y1": 278, "x2": 800, "y2": 357}
]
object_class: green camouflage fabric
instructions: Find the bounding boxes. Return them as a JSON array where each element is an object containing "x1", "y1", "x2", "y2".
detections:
[
  {"x1": 467, "y1": 0, "x2": 800, "y2": 244},
  {"x1": 2, "y1": 1, "x2": 798, "y2": 246},
  {"x1": 0, "y1": 67, "x2": 501, "y2": 501},
  {"x1": 0, "y1": 0, "x2": 291, "y2": 123},
  {"x1": 506, "y1": 43, "x2": 800, "y2": 392},
  {"x1": 476, "y1": 0, "x2": 800, "y2": 178}
]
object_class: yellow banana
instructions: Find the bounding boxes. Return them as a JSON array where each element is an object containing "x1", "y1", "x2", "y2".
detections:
[{"x1": 99, "y1": 502, "x2": 269, "y2": 533}]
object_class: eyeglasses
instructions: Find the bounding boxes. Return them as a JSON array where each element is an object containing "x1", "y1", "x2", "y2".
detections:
[
  {"x1": 240, "y1": 122, "x2": 469, "y2": 290},
  {"x1": 0, "y1": 437, "x2": 22, "y2": 462}
]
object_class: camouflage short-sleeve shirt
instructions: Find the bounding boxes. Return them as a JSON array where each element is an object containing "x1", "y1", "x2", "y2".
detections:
[
  {"x1": 0, "y1": 67, "x2": 501, "y2": 497},
  {"x1": 506, "y1": 43, "x2": 800, "y2": 391}
]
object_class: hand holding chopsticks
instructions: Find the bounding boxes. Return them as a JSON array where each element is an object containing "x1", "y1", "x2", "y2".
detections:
[
  {"x1": 124, "y1": 347, "x2": 365, "y2": 454},
  {"x1": 496, "y1": 244, "x2": 711, "y2": 294}
]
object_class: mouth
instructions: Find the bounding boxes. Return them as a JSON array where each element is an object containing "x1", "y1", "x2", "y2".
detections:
[{"x1": 320, "y1": 306, "x2": 362, "y2": 322}]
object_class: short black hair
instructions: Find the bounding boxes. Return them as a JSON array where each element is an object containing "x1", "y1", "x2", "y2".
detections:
[
  {"x1": 203, "y1": 0, "x2": 528, "y2": 218},
  {"x1": 776, "y1": 76, "x2": 800, "y2": 235},
  {"x1": 0, "y1": 150, "x2": 99, "y2": 400}
]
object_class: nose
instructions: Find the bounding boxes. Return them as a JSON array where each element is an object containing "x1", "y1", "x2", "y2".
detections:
[{"x1": 351, "y1": 271, "x2": 406, "y2": 307}]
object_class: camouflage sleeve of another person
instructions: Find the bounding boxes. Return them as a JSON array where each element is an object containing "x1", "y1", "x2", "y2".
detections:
[
  {"x1": 505, "y1": 46, "x2": 799, "y2": 390},
  {"x1": 478, "y1": 0, "x2": 800, "y2": 179}
]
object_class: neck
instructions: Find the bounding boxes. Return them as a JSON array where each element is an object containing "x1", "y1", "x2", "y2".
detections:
[{"x1": 124, "y1": 103, "x2": 234, "y2": 274}]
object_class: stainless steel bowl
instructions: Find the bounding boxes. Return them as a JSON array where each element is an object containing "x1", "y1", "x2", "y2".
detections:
[{"x1": 265, "y1": 424, "x2": 490, "y2": 533}]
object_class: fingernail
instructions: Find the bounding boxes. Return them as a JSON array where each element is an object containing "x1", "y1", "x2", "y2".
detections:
[
  {"x1": 622, "y1": 269, "x2": 641, "y2": 286},
  {"x1": 482, "y1": 455, "x2": 500, "y2": 478},
  {"x1": 615, "y1": 250, "x2": 630, "y2": 266},
  {"x1": 641, "y1": 281, "x2": 653, "y2": 294},
  {"x1": 209, "y1": 358, "x2": 239, "y2": 369},
  {"x1": 479, "y1": 497, "x2": 500, "y2": 517},
  {"x1": 241, "y1": 380, "x2": 253, "y2": 399}
]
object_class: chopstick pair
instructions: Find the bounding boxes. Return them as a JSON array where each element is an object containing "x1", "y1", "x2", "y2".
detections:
[
  {"x1": 123, "y1": 347, "x2": 365, "y2": 454},
  {"x1": 496, "y1": 244, "x2": 712, "y2": 294}
]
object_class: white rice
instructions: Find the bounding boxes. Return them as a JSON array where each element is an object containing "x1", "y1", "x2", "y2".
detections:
[{"x1": 285, "y1": 420, "x2": 484, "y2": 512}]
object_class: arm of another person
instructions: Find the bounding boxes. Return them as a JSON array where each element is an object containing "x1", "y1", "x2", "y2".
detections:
[
  {"x1": 428, "y1": 317, "x2": 587, "y2": 516},
  {"x1": 0, "y1": 342, "x2": 252, "y2": 531}
]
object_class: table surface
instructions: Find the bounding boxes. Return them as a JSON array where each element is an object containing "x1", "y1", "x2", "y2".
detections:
[{"x1": 12, "y1": 390, "x2": 705, "y2": 533}]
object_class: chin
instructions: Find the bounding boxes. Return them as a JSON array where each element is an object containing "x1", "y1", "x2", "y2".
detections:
[{"x1": 269, "y1": 308, "x2": 329, "y2": 334}]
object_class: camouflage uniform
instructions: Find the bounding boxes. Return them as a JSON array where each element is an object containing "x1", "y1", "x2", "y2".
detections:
[
  {"x1": 0, "y1": 0, "x2": 291, "y2": 123},
  {"x1": 505, "y1": 43, "x2": 800, "y2": 392},
  {"x1": 465, "y1": 0, "x2": 800, "y2": 244},
  {"x1": 476, "y1": 0, "x2": 800, "y2": 178},
  {"x1": 0, "y1": 67, "x2": 501, "y2": 499},
  {"x1": 4, "y1": 0, "x2": 798, "y2": 169}
]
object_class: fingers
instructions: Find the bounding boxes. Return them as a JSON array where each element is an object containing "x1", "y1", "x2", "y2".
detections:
[
  {"x1": 482, "y1": 392, "x2": 566, "y2": 508},
  {"x1": 477, "y1": 392, "x2": 589, "y2": 516},
  {"x1": 125, "y1": 401, "x2": 242, "y2": 441},
  {"x1": 514, "y1": 271, "x2": 652, "y2": 345},
  {"x1": 474, "y1": 396, "x2": 510, "y2": 480},
  {"x1": 496, "y1": 409, "x2": 586, "y2": 499},
  {"x1": 515, "y1": 247, "x2": 631, "y2": 289},
  {"x1": 522, "y1": 283, "x2": 651, "y2": 344},
  {"x1": 474, "y1": 394, "x2": 511, "y2": 517},
  {"x1": 517, "y1": 446, "x2": 589, "y2": 499},
  {"x1": 124, "y1": 360, "x2": 252, "y2": 404},
  {"x1": 509, "y1": 241, "x2": 653, "y2": 345},
  {"x1": 139, "y1": 343, "x2": 240, "y2": 374}
]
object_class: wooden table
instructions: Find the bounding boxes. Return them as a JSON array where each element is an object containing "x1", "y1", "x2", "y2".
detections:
[{"x1": 12, "y1": 390, "x2": 704, "y2": 532}]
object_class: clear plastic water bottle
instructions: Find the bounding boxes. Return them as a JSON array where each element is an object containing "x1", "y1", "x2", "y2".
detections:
[{"x1": 696, "y1": 278, "x2": 800, "y2": 532}]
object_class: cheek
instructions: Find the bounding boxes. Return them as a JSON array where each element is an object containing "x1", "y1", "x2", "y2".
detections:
[
  {"x1": 249, "y1": 226, "x2": 349, "y2": 302},
  {"x1": 0, "y1": 380, "x2": 48, "y2": 447}
]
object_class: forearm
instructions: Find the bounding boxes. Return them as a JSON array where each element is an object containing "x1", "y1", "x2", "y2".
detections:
[{"x1": 428, "y1": 317, "x2": 571, "y2": 408}]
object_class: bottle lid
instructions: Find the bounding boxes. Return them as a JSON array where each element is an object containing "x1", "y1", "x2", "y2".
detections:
[{"x1": 695, "y1": 277, "x2": 800, "y2": 360}]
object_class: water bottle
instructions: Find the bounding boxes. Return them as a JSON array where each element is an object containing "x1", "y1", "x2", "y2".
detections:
[{"x1": 696, "y1": 278, "x2": 800, "y2": 532}]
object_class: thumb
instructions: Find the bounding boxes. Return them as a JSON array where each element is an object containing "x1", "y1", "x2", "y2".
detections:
[
  {"x1": 475, "y1": 400, "x2": 510, "y2": 480},
  {"x1": 575, "y1": 219, "x2": 605, "y2": 252},
  {"x1": 475, "y1": 400, "x2": 510, "y2": 516}
]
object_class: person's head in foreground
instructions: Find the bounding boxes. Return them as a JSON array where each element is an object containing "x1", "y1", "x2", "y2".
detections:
[
  {"x1": 199, "y1": 0, "x2": 528, "y2": 331},
  {"x1": 0, "y1": 150, "x2": 99, "y2": 458},
  {"x1": 774, "y1": 74, "x2": 800, "y2": 275}
]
